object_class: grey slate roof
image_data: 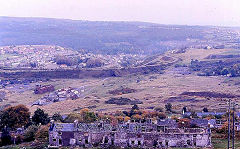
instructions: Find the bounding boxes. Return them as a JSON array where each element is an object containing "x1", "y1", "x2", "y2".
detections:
[
  {"x1": 157, "y1": 119, "x2": 177, "y2": 128},
  {"x1": 183, "y1": 112, "x2": 226, "y2": 117},
  {"x1": 190, "y1": 119, "x2": 208, "y2": 128},
  {"x1": 52, "y1": 123, "x2": 75, "y2": 132}
]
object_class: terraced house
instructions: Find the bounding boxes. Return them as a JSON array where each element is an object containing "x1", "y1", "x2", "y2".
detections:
[{"x1": 49, "y1": 119, "x2": 212, "y2": 148}]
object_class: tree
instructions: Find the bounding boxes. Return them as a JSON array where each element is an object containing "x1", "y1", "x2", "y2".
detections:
[
  {"x1": 116, "y1": 116, "x2": 124, "y2": 122},
  {"x1": 52, "y1": 113, "x2": 63, "y2": 122},
  {"x1": 221, "y1": 68, "x2": 229, "y2": 76},
  {"x1": 129, "y1": 105, "x2": 140, "y2": 117},
  {"x1": 0, "y1": 105, "x2": 30, "y2": 130},
  {"x1": 229, "y1": 68, "x2": 237, "y2": 77},
  {"x1": 64, "y1": 113, "x2": 82, "y2": 123},
  {"x1": 131, "y1": 114, "x2": 142, "y2": 121},
  {"x1": 35, "y1": 125, "x2": 49, "y2": 143},
  {"x1": 178, "y1": 118, "x2": 190, "y2": 128},
  {"x1": 32, "y1": 108, "x2": 50, "y2": 125},
  {"x1": 190, "y1": 111, "x2": 199, "y2": 118},
  {"x1": 165, "y1": 103, "x2": 172, "y2": 112},
  {"x1": 158, "y1": 112, "x2": 166, "y2": 119},
  {"x1": 64, "y1": 109, "x2": 97, "y2": 123},
  {"x1": 203, "y1": 107, "x2": 208, "y2": 112},
  {"x1": 0, "y1": 126, "x2": 11, "y2": 146},
  {"x1": 80, "y1": 108, "x2": 97, "y2": 123},
  {"x1": 154, "y1": 106, "x2": 163, "y2": 112},
  {"x1": 215, "y1": 114, "x2": 222, "y2": 119},
  {"x1": 182, "y1": 106, "x2": 187, "y2": 114},
  {"x1": 23, "y1": 125, "x2": 39, "y2": 142},
  {"x1": 131, "y1": 104, "x2": 139, "y2": 111},
  {"x1": 124, "y1": 116, "x2": 131, "y2": 122}
]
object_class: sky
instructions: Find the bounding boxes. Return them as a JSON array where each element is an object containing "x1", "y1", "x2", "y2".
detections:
[{"x1": 0, "y1": 0, "x2": 240, "y2": 27}]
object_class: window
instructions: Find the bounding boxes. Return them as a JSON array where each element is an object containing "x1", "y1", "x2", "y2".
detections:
[
  {"x1": 111, "y1": 139, "x2": 114, "y2": 145},
  {"x1": 53, "y1": 138, "x2": 57, "y2": 142},
  {"x1": 142, "y1": 126, "x2": 146, "y2": 132},
  {"x1": 138, "y1": 141, "x2": 141, "y2": 145},
  {"x1": 165, "y1": 140, "x2": 169, "y2": 147},
  {"x1": 153, "y1": 140, "x2": 158, "y2": 147},
  {"x1": 134, "y1": 126, "x2": 137, "y2": 131},
  {"x1": 131, "y1": 140, "x2": 134, "y2": 145},
  {"x1": 187, "y1": 140, "x2": 191, "y2": 145},
  {"x1": 85, "y1": 139, "x2": 88, "y2": 144},
  {"x1": 104, "y1": 137, "x2": 109, "y2": 144},
  {"x1": 193, "y1": 138, "x2": 197, "y2": 146},
  {"x1": 159, "y1": 142, "x2": 162, "y2": 146},
  {"x1": 147, "y1": 128, "x2": 153, "y2": 132},
  {"x1": 193, "y1": 141, "x2": 196, "y2": 146},
  {"x1": 59, "y1": 139, "x2": 62, "y2": 145}
]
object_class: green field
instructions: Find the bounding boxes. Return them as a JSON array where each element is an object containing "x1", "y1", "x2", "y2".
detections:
[{"x1": 212, "y1": 138, "x2": 240, "y2": 149}]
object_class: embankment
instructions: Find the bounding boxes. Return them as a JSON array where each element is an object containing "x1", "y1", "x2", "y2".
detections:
[{"x1": 0, "y1": 65, "x2": 165, "y2": 79}]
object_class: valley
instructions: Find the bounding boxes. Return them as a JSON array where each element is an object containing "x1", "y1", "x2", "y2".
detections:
[{"x1": 0, "y1": 45, "x2": 240, "y2": 115}]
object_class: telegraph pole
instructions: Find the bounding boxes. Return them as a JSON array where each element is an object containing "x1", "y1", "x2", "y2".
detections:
[
  {"x1": 232, "y1": 106, "x2": 234, "y2": 149},
  {"x1": 227, "y1": 99, "x2": 231, "y2": 149},
  {"x1": 232, "y1": 102, "x2": 236, "y2": 149}
]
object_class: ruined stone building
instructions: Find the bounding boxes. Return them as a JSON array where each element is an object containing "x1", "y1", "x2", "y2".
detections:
[
  {"x1": 49, "y1": 119, "x2": 211, "y2": 148},
  {"x1": 34, "y1": 84, "x2": 54, "y2": 94}
]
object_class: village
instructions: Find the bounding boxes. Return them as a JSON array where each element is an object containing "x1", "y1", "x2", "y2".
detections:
[
  {"x1": 0, "y1": 45, "x2": 144, "y2": 70},
  {"x1": 0, "y1": 102, "x2": 240, "y2": 148}
]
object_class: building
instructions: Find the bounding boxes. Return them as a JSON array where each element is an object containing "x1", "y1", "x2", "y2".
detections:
[
  {"x1": 49, "y1": 120, "x2": 212, "y2": 148},
  {"x1": 34, "y1": 84, "x2": 54, "y2": 94},
  {"x1": 183, "y1": 112, "x2": 225, "y2": 118},
  {"x1": 190, "y1": 119, "x2": 209, "y2": 128}
]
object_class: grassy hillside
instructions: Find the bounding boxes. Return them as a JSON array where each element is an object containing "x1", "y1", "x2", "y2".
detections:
[{"x1": 1, "y1": 16, "x2": 239, "y2": 54}]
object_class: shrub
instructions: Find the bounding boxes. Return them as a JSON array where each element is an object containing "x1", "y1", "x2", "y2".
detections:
[
  {"x1": 52, "y1": 113, "x2": 63, "y2": 122},
  {"x1": 165, "y1": 103, "x2": 172, "y2": 112},
  {"x1": 35, "y1": 125, "x2": 49, "y2": 143},
  {"x1": 32, "y1": 108, "x2": 50, "y2": 125},
  {"x1": 0, "y1": 105, "x2": 30, "y2": 129},
  {"x1": 23, "y1": 125, "x2": 39, "y2": 142}
]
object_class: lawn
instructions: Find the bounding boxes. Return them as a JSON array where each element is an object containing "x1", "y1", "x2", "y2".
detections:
[{"x1": 212, "y1": 138, "x2": 240, "y2": 149}]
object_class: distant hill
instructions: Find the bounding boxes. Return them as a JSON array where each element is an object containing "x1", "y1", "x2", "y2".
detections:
[{"x1": 0, "y1": 16, "x2": 239, "y2": 54}]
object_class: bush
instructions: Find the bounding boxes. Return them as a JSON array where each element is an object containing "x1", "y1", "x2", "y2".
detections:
[
  {"x1": 165, "y1": 103, "x2": 172, "y2": 112},
  {"x1": 203, "y1": 107, "x2": 208, "y2": 112},
  {"x1": 0, "y1": 127, "x2": 11, "y2": 146},
  {"x1": 154, "y1": 107, "x2": 163, "y2": 112},
  {"x1": 52, "y1": 113, "x2": 63, "y2": 122},
  {"x1": 64, "y1": 109, "x2": 97, "y2": 123},
  {"x1": 23, "y1": 125, "x2": 39, "y2": 142},
  {"x1": 35, "y1": 125, "x2": 49, "y2": 143},
  {"x1": 0, "y1": 105, "x2": 30, "y2": 129},
  {"x1": 32, "y1": 108, "x2": 50, "y2": 125},
  {"x1": 64, "y1": 113, "x2": 82, "y2": 123},
  {"x1": 158, "y1": 113, "x2": 166, "y2": 119}
]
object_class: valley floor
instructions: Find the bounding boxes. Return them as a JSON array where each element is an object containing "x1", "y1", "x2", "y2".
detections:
[{"x1": 1, "y1": 67, "x2": 240, "y2": 115}]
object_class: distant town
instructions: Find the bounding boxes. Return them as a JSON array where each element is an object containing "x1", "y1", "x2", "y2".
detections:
[{"x1": 0, "y1": 45, "x2": 144, "y2": 70}]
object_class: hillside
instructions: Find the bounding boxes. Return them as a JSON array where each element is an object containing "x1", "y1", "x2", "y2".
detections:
[
  {"x1": 1, "y1": 16, "x2": 240, "y2": 54},
  {"x1": 0, "y1": 46, "x2": 240, "y2": 114}
]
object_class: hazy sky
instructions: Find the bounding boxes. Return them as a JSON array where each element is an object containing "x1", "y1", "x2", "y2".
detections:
[{"x1": 0, "y1": 0, "x2": 240, "y2": 26}]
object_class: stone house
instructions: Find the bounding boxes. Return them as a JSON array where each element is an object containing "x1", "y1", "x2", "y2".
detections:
[
  {"x1": 34, "y1": 84, "x2": 54, "y2": 94},
  {"x1": 49, "y1": 120, "x2": 212, "y2": 148}
]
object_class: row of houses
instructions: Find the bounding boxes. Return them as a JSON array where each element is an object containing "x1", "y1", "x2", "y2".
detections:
[
  {"x1": 49, "y1": 119, "x2": 212, "y2": 148},
  {"x1": 32, "y1": 87, "x2": 82, "y2": 106},
  {"x1": 183, "y1": 111, "x2": 240, "y2": 130}
]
